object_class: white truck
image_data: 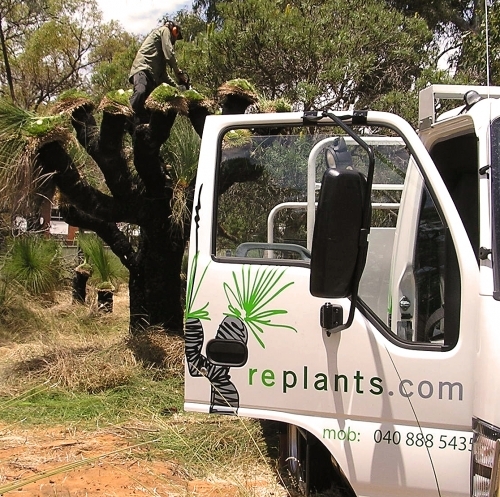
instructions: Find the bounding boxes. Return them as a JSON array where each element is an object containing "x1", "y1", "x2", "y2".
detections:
[{"x1": 184, "y1": 85, "x2": 500, "y2": 497}]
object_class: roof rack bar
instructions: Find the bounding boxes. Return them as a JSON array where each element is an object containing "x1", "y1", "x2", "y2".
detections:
[{"x1": 419, "y1": 84, "x2": 500, "y2": 130}]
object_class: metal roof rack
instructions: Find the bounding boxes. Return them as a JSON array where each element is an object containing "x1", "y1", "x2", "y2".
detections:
[{"x1": 419, "y1": 84, "x2": 500, "y2": 130}]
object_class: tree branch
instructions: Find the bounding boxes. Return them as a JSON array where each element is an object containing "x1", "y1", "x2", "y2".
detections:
[
  {"x1": 37, "y1": 141, "x2": 138, "y2": 223},
  {"x1": 71, "y1": 106, "x2": 139, "y2": 199},
  {"x1": 60, "y1": 204, "x2": 138, "y2": 270},
  {"x1": 132, "y1": 112, "x2": 176, "y2": 198},
  {"x1": 218, "y1": 157, "x2": 264, "y2": 196}
]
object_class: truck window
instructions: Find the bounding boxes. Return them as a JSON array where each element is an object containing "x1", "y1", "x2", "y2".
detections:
[
  {"x1": 215, "y1": 129, "x2": 311, "y2": 262},
  {"x1": 429, "y1": 133, "x2": 479, "y2": 262},
  {"x1": 414, "y1": 186, "x2": 447, "y2": 342},
  {"x1": 360, "y1": 162, "x2": 460, "y2": 349},
  {"x1": 214, "y1": 126, "x2": 407, "y2": 266}
]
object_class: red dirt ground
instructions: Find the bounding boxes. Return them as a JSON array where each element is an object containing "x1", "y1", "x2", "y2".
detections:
[{"x1": 0, "y1": 424, "x2": 283, "y2": 496}]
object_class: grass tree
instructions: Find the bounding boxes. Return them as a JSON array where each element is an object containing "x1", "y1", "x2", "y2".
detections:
[
  {"x1": 77, "y1": 232, "x2": 128, "y2": 311},
  {"x1": 1, "y1": 235, "x2": 67, "y2": 301},
  {"x1": 0, "y1": 79, "x2": 264, "y2": 342}
]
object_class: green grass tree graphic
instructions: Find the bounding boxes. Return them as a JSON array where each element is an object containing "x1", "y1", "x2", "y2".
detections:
[{"x1": 222, "y1": 265, "x2": 297, "y2": 349}]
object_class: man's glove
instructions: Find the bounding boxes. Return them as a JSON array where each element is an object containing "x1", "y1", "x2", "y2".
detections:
[{"x1": 176, "y1": 70, "x2": 190, "y2": 88}]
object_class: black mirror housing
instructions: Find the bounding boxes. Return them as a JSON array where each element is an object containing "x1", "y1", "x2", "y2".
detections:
[{"x1": 310, "y1": 168, "x2": 367, "y2": 298}]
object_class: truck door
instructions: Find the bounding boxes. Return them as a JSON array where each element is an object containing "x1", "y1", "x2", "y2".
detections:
[{"x1": 185, "y1": 112, "x2": 478, "y2": 497}]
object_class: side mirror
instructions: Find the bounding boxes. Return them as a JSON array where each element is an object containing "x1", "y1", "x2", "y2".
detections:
[
  {"x1": 309, "y1": 111, "x2": 375, "y2": 332},
  {"x1": 310, "y1": 168, "x2": 367, "y2": 298}
]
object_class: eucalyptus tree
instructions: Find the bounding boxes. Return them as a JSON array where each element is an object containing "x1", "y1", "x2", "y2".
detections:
[
  {"x1": 179, "y1": 0, "x2": 433, "y2": 111},
  {"x1": 389, "y1": 0, "x2": 500, "y2": 80},
  {"x1": 0, "y1": 0, "x2": 133, "y2": 109},
  {"x1": 449, "y1": 1, "x2": 500, "y2": 84},
  {"x1": 89, "y1": 27, "x2": 141, "y2": 100},
  {"x1": 0, "y1": 0, "x2": 50, "y2": 102}
]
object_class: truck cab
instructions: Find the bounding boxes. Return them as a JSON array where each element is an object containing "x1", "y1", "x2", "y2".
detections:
[{"x1": 184, "y1": 85, "x2": 500, "y2": 497}]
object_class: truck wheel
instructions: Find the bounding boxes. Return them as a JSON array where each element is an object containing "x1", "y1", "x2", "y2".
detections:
[{"x1": 281, "y1": 424, "x2": 354, "y2": 496}]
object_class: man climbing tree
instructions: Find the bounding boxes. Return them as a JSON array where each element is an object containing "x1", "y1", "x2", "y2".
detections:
[{"x1": 129, "y1": 20, "x2": 189, "y2": 123}]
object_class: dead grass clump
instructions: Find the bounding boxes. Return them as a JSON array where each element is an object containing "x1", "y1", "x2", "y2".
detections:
[
  {"x1": 0, "y1": 295, "x2": 51, "y2": 345},
  {"x1": 5, "y1": 339, "x2": 139, "y2": 393},
  {"x1": 127, "y1": 327, "x2": 184, "y2": 375},
  {"x1": 43, "y1": 288, "x2": 130, "y2": 337}
]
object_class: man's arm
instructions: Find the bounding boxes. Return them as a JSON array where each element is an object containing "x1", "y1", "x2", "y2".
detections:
[{"x1": 160, "y1": 27, "x2": 185, "y2": 84}]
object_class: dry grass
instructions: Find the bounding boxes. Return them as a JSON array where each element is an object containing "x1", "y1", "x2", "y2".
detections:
[
  {"x1": 127, "y1": 326, "x2": 185, "y2": 375},
  {"x1": 0, "y1": 288, "x2": 298, "y2": 497},
  {"x1": 4, "y1": 340, "x2": 137, "y2": 394},
  {"x1": 0, "y1": 288, "x2": 184, "y2": 395}
]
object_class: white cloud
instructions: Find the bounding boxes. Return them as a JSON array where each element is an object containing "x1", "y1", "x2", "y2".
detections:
[{"x1": 97, "y1": 0, "x2": 190, "y2": 35}]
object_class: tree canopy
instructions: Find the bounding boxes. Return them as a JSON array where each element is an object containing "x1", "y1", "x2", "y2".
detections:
[
  {"x1": 387, "y1": 0, "x2": 482, "y2": 34},
  {"x1": 179, "y1": 0, "x2": 433, "y2": 110},
  {"x1": 0, "y1": 0, "x2": 136, "y2": 109}
]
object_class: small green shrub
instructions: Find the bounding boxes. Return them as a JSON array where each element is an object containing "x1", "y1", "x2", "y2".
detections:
[
  {"x1": 2, "y1": 235, "x2": 68, "y2": 298},
  {"x1": 77, "y1": 233, "x2": 128, "y2": 289}
]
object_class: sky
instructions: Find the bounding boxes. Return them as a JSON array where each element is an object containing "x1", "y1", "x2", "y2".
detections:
[{"x1": 96, "y1": 0, "x2": 190, "y2": 35}]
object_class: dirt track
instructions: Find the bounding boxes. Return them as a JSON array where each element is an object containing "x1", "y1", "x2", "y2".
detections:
[{"x1": 0, "y1": 424, "x2": 282, "y2": 496}]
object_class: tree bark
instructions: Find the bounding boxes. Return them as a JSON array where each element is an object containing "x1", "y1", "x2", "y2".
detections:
[
  {"x1": 33, "y1": 92, "x2": 258, "y2": 340},
  {"x1": 72, "y1": 270, "x2": 90, "y2": 304},
  {"x1": 0, "y1": 20, "x2": 15, "y2": 102}
]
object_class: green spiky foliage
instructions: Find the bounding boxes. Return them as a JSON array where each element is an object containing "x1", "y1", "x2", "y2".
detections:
[
  {"x1": 0, "y1": 100, "x2": 33, "y2": 135},
  {"x1": 77, "y1": 233, "x2": 128, "y2": 290},
  {"x1": 58, "y1": 89, "x2": 91, "y2": 101},
  {"x1": 2, "y1": 235, "x2": 67, "y2": 298},
  {"x1": 185, "y1": 252, "x2": 210, "y2": 321},
  {"x1": 182, "y1": 89, "x2": 205, "y2": 102},
  {"x1": 224, "y1": 79, "x2": 257, "y2": 94},
  {"x1": 223, "y1": 266, "x2": 297, "y2": 348},
  {"x1": 151, "y1": 83, "x2": 182, "y2": 100},
  {"x1": 164, "y1": 116, "x2": 201, "y2": 186},
  {"x1": 0, "y1": 101, "x2": 34, "y2": 207},
  {"x1": 222, "y1": 129, "x2": 252, "y2": 149},
  {"x1": 163, "y1": 116, "x2": 201, "y2": 232},
  {"x1": 54, "y1": 90, "x2": 95, "y2": 115},
  {"x1": 217, "y1": 79, "x2": 258, "y2": 106},
  {"x1": 258, "y1": 97, "x2": 293, "y2": 113},
  {"x1": 97, "y1": 89, "x2": 133, "y2": 116},
  {"x1": 0, "y1": 99, "x2": 72, "y2": 215},
  {"x1": 23, "y1": 115, "x2": 66, "y2": 137},
  {"x1": 104, "y1": 89, "x2": 132, "y2": 107},
  {"x1": 145, "y1": 84, "x2": 188, "y2": 114}
]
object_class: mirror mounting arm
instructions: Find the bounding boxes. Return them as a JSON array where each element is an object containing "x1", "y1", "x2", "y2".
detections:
[{"x1": 322, "y1": 111, "x2": 375, "y2": 206}]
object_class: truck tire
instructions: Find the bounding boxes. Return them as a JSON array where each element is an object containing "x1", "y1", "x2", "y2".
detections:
[{"x1": 281, "y1": 424, "x2": 355, "y2": 497}]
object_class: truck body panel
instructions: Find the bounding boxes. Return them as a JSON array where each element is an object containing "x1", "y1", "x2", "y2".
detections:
[{"x1": 184, "y1": 89, "x2": 500, "y2": 496}]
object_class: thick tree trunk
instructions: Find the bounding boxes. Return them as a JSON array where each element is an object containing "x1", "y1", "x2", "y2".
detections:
[
  {"x1": 72, "y1": 271, "x2": 90, "y2": 303},
  {"x1": 34, "y1": 89, "x2": 255, "y2": 346},
  {"x1": 128, "y1": 222, "x2": 185, "y2": 335}
]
